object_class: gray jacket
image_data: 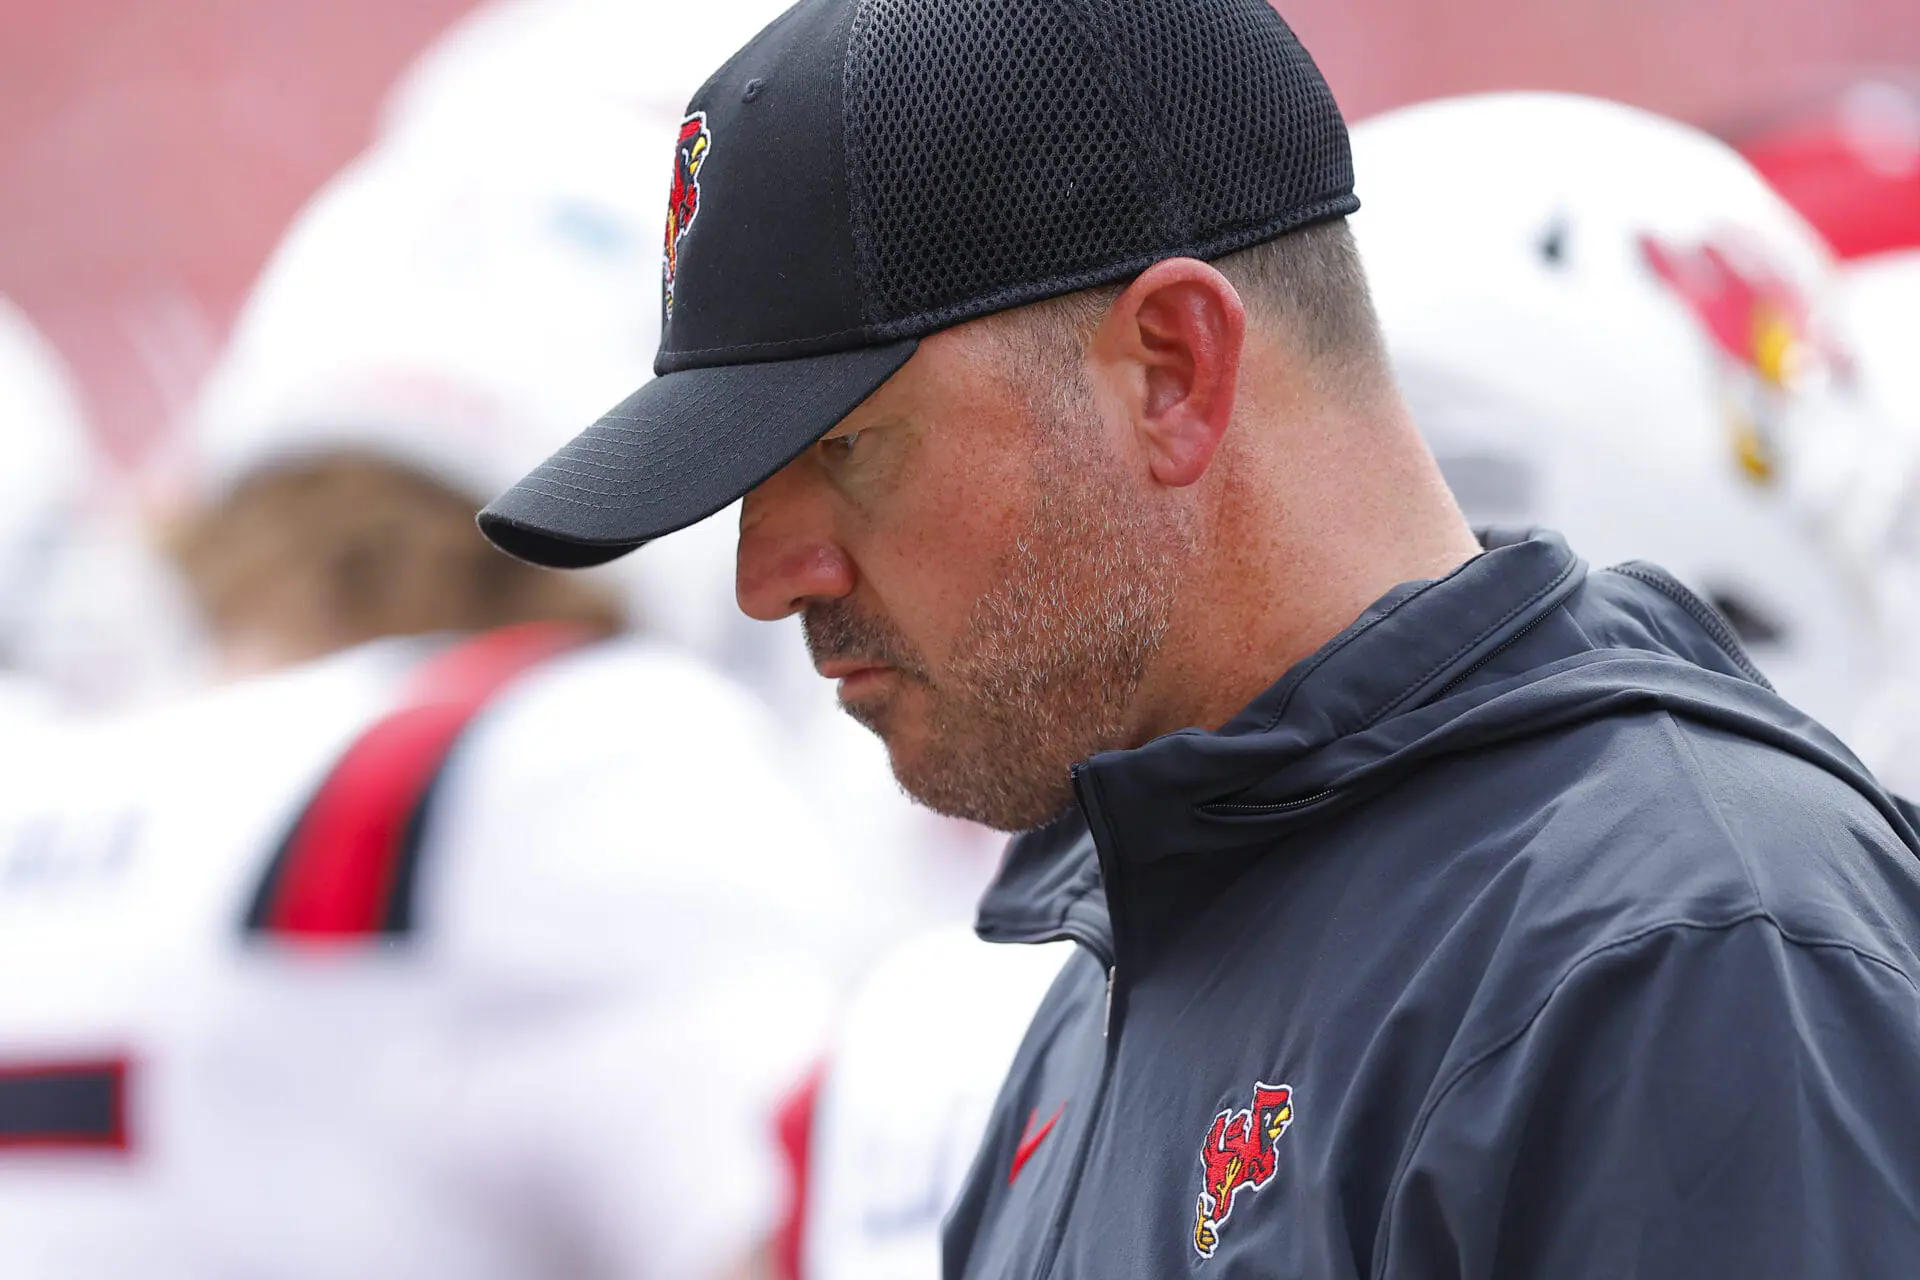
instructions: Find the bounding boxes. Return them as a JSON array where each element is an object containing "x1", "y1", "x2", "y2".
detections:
[{"x1": 945, "y1": 528, "x2": 1920, "y2": 1279}]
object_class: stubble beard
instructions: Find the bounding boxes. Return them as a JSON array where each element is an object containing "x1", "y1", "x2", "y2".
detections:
[{"x1": 808, "y1": 424, "x2": 1192, "y2": 833}]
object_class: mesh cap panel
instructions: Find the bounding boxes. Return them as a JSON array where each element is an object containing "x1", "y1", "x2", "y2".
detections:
[
  {"x1": 1094, "y1": 0, "x2": 1354, "y2": 237},
  {"x1": 844, "y1": 0, "x2": 1158, "y2": 325},
  {"x1": 843, "y1": 0, "x2": 1357, "y2": 333}
]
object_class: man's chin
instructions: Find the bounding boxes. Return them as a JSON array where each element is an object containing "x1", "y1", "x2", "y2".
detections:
[
  {"x1": 898, "y1": 769, "x2": 1077, "y2": 833},
  {"x1": 836, "y1": 683, "x2": 1080, "y2": 831},
  {"x1": 887, "y1": 736, "x2": 1078, "y2": 834}
]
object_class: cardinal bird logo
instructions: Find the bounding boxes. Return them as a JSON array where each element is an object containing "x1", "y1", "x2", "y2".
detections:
[
  {"x1": 1192, "y1": 1081, "x2": 1295, "y2": 1259},
  {"x1": 1639, "y1": 232, "x2": 1820, "y2": 485},
  {"x1": 663, "y1": 111, "x2": 712, "y2": 317}
]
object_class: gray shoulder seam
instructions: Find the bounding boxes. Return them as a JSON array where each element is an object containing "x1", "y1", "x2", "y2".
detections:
[{"x1": 1370, "y1": 911, "x2": 1917, "y2": 1280}]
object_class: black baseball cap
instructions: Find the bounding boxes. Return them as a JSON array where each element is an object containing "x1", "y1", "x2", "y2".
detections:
[{"x1": 479, "y1": 0, "x2": 1357, "y2": 569}]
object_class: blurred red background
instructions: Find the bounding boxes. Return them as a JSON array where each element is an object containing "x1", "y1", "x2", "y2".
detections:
[{"x1": 3, "y1": 0, "x2": 1918, "y2": 467}]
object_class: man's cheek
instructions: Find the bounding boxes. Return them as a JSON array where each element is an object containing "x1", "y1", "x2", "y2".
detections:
[{"x1": 894, "y1": 470, "x2": 1026, "y2": 594}]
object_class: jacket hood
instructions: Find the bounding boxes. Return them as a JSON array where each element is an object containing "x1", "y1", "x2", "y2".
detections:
[{"x1": 981, "y1": 528, "x2": 1917, "y2": 941}]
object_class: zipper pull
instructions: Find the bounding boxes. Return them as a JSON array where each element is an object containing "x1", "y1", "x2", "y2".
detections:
[{"x1": 1102, "y1": 966, "x2": 1115, "y2": 1038}]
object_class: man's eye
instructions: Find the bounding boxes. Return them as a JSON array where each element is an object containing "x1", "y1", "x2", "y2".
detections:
[{"x1": 822, "y1": 431, "x2": 864, "y2": 460}]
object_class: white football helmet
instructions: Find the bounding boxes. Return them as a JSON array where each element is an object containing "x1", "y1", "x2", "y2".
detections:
[
  {"x1": 1351, "y1": 92, "x2": 1902, "y2": 736},
  {"x1": 379, "y1": 0, "x2": 794, "y2": 147},
  {"x1": 193, "y1": 2, "x2": 803, "y2": 670},
  {"x1": 189, "y1": 101, "x2": 665, "y2": 512},
  {"x1": 375, "y1": 0, "x2": 1005, "y2": 904}
]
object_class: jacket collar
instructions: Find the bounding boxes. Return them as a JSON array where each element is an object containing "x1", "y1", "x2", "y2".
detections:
[
  {"x1": 978, "y1": 529, "x2": 1584, "y2": 942},
  {"x1": 974, "y1": 810, "x2": 1110, "y2": 961},
  {"x1": 1078, "y1": 529, "x2": 1582, "y2": 852}
]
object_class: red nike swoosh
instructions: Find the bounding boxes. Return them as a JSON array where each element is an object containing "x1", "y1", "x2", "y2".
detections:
[{"x1": 1009, "y1": 1102, "x2": 1065, "y2": 1186}]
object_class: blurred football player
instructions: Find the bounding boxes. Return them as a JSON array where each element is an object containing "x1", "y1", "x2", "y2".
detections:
[
  {"x1": 1731, "y1": 75, "x2": 1920, "y2": 265},
  {"x1": 1349, "y1": 91, "x2": 1904, "y2": 740},
  {"x1": 1842, "y1": 252, "x2": 1920, "y2": 438},
  {"x1": 0, "y1": 109, "x2": 868, "y2": 1279}
]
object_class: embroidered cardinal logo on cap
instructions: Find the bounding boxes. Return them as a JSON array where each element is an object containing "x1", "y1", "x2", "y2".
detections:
[{"x1": 663, "y1": 112, "x2": 712, "y2": 317}]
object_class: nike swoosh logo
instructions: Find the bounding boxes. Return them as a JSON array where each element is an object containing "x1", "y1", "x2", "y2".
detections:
[{"x1": 1009, "y1": 1102, "x2": 1065, "y2": 1186}]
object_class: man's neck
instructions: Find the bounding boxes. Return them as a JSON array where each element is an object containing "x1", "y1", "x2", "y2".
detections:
[{"x1": 1137, "y1": 419, "x2": 1481, "y2": 740}]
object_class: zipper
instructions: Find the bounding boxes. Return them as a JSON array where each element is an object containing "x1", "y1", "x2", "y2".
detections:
[
  {"x1": 1199, "y1": 786, "x2": 1338, "y2": 817},
  {"x1": 1427, "y1": 604, "x2": 1556, "y2": 703},
  {"x1": 1022, "y1": 766, "x2": 1128, "y2": 1280}
]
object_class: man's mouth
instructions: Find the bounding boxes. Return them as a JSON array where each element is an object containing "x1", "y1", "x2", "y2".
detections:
[{"x1": 814, "y1": 658, "x2": 899, "y2": 699}]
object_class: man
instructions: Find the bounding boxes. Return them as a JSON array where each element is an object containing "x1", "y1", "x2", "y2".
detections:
[
  {"x1": 0, "y1": 107, "x2": 863, "y2": 1280},
  {"x1": 482, "y1": 1, "x2": 1920, "y2": 1275},
  {"x1": 786, "y1": 89, "x2": 1918, "y2": 1280}
]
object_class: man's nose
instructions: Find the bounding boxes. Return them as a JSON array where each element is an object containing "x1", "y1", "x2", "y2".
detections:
[{"x1": 736, "y1": 462, "x2": 856, "y2": 622}]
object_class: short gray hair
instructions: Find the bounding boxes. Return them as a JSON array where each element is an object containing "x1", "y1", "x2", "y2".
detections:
[{"x1": 983, "y1": 217, "x2": 1391, "y2": 404}]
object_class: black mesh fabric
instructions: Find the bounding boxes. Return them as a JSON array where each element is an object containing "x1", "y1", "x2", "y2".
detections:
[
  {"x1": 844, "y1": 0, "x2": 1160, "y2": 326},
  {"x1": 1090, "y1": 0, "x2": 1354, "y2": 240},
  {"x1": 843, "y1": 0, "x2": 1356, "y2": 333}
]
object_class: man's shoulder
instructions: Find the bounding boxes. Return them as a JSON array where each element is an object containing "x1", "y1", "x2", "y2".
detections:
[
  {"x1": 1410, "y1": 701, "x2": 1920, "y2": 1000},
  {"x1": 1233, "y1": 707, "x2": 1920, "y2": 1205},
  {"x1": 1571, "y1": 707, "x2": 1902, "y2": 908}
]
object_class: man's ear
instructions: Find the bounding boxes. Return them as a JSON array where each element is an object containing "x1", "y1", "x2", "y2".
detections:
[{"x1": 1090, "y1": 258, "x2": 1246, "y2": 488}]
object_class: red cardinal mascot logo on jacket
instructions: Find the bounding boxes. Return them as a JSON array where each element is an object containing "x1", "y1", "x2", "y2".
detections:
[{"x1": 1193, "y1": 1082, "x2": 1295, "y2": 1258}]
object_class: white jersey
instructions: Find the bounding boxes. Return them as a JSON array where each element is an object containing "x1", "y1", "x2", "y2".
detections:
[
  {"x1": 0, "y1": 633, "x2": 864, "y2": 1279},
  {"x1": 802, "y1": 927, "x2": 1072, "y2": 1280}
]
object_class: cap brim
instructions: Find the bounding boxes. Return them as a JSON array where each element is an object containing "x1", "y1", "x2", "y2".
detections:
[{"x1": 478, "y1": 338, "x2": 919, "y2": 568}]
